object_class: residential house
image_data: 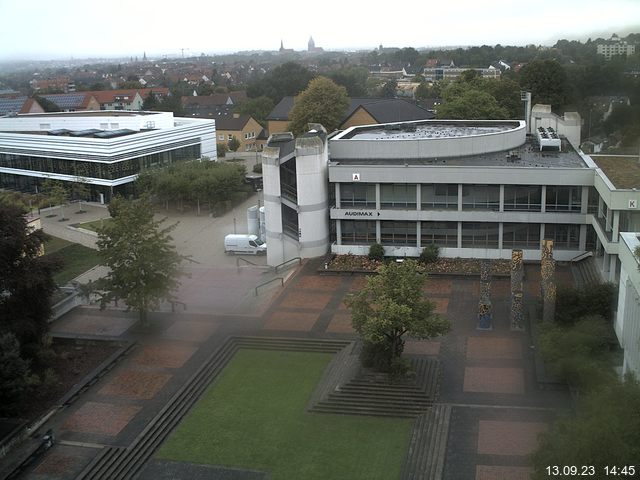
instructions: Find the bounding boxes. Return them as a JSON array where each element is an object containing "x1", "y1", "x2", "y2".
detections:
[
  {"x1": 216, "y1": 113, "x2": 265, "y2": 152},
  {"x1": 266, "y1": 97, "x2": 435, "y2": 136},
  {"x1": 0, "y1": 97, "x2": 45, "y2": 116},
  {"x1": 39, "y1": 93, "x2": 100, "y2": 112}
]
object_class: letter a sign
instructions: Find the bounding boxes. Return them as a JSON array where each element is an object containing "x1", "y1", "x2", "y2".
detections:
[{"x1": 352, "y1": 173, "x2": 361, "y2": 181}]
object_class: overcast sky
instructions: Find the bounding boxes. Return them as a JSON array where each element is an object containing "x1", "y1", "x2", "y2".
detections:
[{"x1": 0, "y1": 0, "x2": 639, "y2": 61}]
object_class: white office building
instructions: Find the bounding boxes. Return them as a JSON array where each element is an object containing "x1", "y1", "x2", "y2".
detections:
[{"x1": 0, "y1": 110, "x2": 216, "y2": 202}]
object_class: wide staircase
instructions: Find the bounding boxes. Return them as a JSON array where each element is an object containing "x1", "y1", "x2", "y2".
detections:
[
  {"x1": 400, "y1": 404, "x2": 452, "y2": 480},
  {"x1": 310, "y1": 356, "x2": 440, "y2": 418},
  {"x1": 572, "y1": 255, "x2": 602, "y2": 287},
  {"x1": 75, "y1": 336, "x2": 350, "y2": 480}
]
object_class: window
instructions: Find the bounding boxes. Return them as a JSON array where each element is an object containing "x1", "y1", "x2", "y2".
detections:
[
  {"x1": 340, "y1": 183, "x2": 376, "y2": 209},
  {"x1": 504, "y1": 186, "x2": 542, "y2": 211},
  {"x1": 421, "y1": 184, "x2": 458, "y2": 210},
  {"x1": 544, "y1": 224, "x2": 579, "y2": 249},
  {"x1": 545, "y1": 186, "x2": 581, "y2": 212},
  {"x1": 279, "y1": 159, "x2": 297, "y2": 203},
  {"x1": 461, "y1": 223, "x2": 499, "y2": 248},
  {"x1": 282, "y1": 204, "x2": 298, "y2": 239},
  {"x1": 228, "y1": 134, "x2": 233, "y2": 141},
  {"x1": 380, "y1": 184, "x2": 417, "y2": 209},
  {"x1": 218, "y1": 135, "x2": 224, "y2": 140},
  {"x1": 462, "y1": 185, "x2": 499, "y2": 211},
  {"x1": 503, "y1": 223, "x2": 541, "y2": 249},
  {"x1": 381, "y1": 221, "x2": 417, "y2": 246},
  {"x1": 421, "y1": 222, "x2": 458, "y2": 247},
  {"x1": 341, "y1": 220, "x2": 376, "y2": 244}
]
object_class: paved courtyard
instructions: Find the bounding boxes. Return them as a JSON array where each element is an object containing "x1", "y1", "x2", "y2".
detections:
[{"x1": 10, "y1": 246, "x2": 574, "y2": 479}]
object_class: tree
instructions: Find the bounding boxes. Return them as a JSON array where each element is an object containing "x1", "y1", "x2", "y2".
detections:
[
  {"x1": 0, "y1": 333, "x2": 38, "y2": 416},
  {"x1": 142, "y1": 91, "x2": 159, "y2": 110},
  {"x1": 41, "y1": 178, "x2": 69, "y2": 219},
  {"x1": 247, "y1": 62, "x2": 315, "y2": 103},
  {"x1": 437, "y1": 88, "x2": 508, "y2": 119},
  {"x1": 288, "y1": 76, "x2": 349, "y2": 135},
  {"x1": 344, "y1": 260, "x2": 451, "y2": 373},
  {"x1": 234, "y1": 96, "x2": 275, "y2": 125},
  {"x1": 91, "y1": 196, "x2": 184, "y2": 326},
  {"x1": 381, "y1": 80, "x2": 398, "y2": 98},
  {"x1": 228, "y1": 136, "x2": 241, "y2": 152},
  {"x1": 519, "y1": 59, "x2": 570, "y2": 111},
  {"x1": 0, "y1": 202, "x2": 60, "y2": 360},
  {"x1": 327, "y1": 66, "x2": 369, "y2": 97},
  {"x1": 532, "y1": 378, "x2": 640, "y2": 479}
]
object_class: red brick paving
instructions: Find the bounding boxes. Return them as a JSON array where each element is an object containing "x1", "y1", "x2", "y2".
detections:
[
  {"x1": 62, "y1": 402, "x2": 141, "y2": 436},
  {"x1": 477, "y1": 420, "x2": 548, "y2": 456},
  {"x1": 463, "y1": 367, "x2": 525, "y2": 394},
  {"x1": 423, "y1": 279, "x2": 453, "y2": 295},
  {"x1": 279, "y1": 291, "x2": 332, "y2": 310},
  {"x1": 348, "y1": 276, "x2": 368, "y2": 292},
  {"x1": 264, "y1": 310, "x2": 320, "y2": 331},
  {"x1": 33, "y1": 453, "x2": 77, "y2": 475},
  {"x1": 476, "y1": 465, "x2": 534, "y2": 480},
  {"x1": 294, "y1": 276, "x2": 343, "y2": 291},
  {"x1": 133, "y1": 343, "x2": 197, "y2": 369},
  {"x1": 99, "y1": 370, "x2": 172, "y2": 400},
  {"x1": 466, "y1": 337, "x2": 522, "y2": 360},
  {"x1": 326, "y1": 313, "x2": 356, "y2": 334},
  {"x1": 404, "y1": 340, "x2": 441, "y2": 356},
  {"x1": 162, "y1": 320, "x2": 218, "y2": 342}
]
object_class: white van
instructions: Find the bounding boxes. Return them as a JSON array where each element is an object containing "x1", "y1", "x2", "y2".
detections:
[{"x1": 224, "y1": 234, "x2": 267, "y2": 255}]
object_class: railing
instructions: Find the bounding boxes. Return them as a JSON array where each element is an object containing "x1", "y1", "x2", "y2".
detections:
[
  {"x1": 570, "y1": 251, "x2": 594, "y2": 263},
  {"x1": 254, "y1": 277, "x2": 284, "y2": 296},
  {"x1": 274, "y1": 257, "x2": 301, "y2": 273},
  {"x1": 236, "y1": 257, "x2": 258, "y2": 267}
]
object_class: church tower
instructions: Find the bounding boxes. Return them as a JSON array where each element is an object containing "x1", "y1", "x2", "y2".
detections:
[{"x1": 308, "y1": 36, "x2": 315, "y2": 51}]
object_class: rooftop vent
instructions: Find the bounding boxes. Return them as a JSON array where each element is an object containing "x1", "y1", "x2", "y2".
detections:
[{"x1": 536, "y1": 126, "x2": 561, "y2": 151}]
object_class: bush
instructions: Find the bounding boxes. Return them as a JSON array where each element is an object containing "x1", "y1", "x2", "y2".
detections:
[
  {"x1": 537, "y1": 315, "x2": 616, "y2": 391},
  {"x1": 419, "y1": 244, "x2": 439, "y2": 264},
  {"x1": 368, "y1": 243, "x2": 384, "y2": 261},
  {"x1": 555, "y1": 283, "x2": 617, "y2": 325},
  {"x1": 216, "y1": 142, "x2": 227, "y2": 158},
  {"x1": 0, "y1": 333, "x2": 38, "y2": 416},
  {"x1": 252, "y1": 163, "x2": 263, "y2": 174}
]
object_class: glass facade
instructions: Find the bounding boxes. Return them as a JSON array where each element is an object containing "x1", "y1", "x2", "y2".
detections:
[
  {"x1": 545, "y1": 186, "x2": 582, "y2": 212},
  {"x1": 341, "y1": 220, "x2": 376, "y2": 244},
  {"x1": 504, "y1": 185, "x2": 542, "y2": 211},
  {"x1": 281, "y1": 204, "x2": 298, "y2": 239},
  {"x1": 503, "y1": 223, "x2": 541, "y2": 249},
  {"x1": 340, "y1": 183, "x2": 376, "y2": 209},
  {"x1": 381, "y1": 221, "x2": 416, "y2": 245},
  {"x1": 544, "y1": 223, "x2": 580, "y2": 249},
  {"x1": 421, "y1": 221, "x2": 458, "y2": 247},
  {"x1": 462, "y1": 222, "x2": 499, "y2": 248},
  {"x1": 421, "y1": 184, "x2": 458, "y2": 210},
  {"x1": 380, "y1": 184, "x2": 416, "y2": 209},
  {"x1": 462, "y1": 185, "x2": 500, "y2": 211},
  {"x1": 0, "y1": 145, "x2": 200, "y2": 181},
  {"x1": 279, "y1": 159, "x2": 297, "y2": 203}
]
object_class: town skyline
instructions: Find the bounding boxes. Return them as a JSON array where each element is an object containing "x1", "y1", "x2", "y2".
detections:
[{"x1": 0, "y1": 0, "x2": 639, "y2": 62}]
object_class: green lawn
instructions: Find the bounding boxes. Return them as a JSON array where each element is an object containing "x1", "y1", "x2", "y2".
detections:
[
  {"x1": 44, "y1": 236, "x2": 100, "y2": 285},
  {"x1": 76, "y1": 218, "x2": 111, "y2": 232},
  {"x1": 157, "y1": 349, "x2": 412, "y2": 480}
]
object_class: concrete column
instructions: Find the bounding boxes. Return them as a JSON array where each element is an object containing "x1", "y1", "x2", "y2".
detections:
[
  {"x1": 540, "y1": 224, "x2": 545, "y2": 244},
  {"x1": 335, "y1": 183, "x2": 341, "y2": 209},
  {"x1": 609, "y1": 255, "x2": 618, "y2": 283},
  {"x1": 336, "y1": 220, "x2": 342, "y2": 246},
  {"x1": 457, "y1": 184, "x2": 463, "y2": 211},
  {"x1": 457, "y1": 221, "x2": 462, "y2": 249},
  {"x1": 375, "y1": 183, "x2": 381, "y2": 210},
  {"x1": 498, "y1": 222, "x2": 504, "y2": 251},
  {"x1": 613, "y1": 210, "x2": 620, "y2": 242},
  {"x1": 416, "y1": 221, "x2": 422, "y2": 249},
  {"x1": 376, "y1": 220, "x2": 381, "y2": 244},
  {"x1": 541, "y1": 185, "x2": 547, "y2": 213},
  {"x1": 416, "y1": 184, "x2": 421, "y2": 211},
  {"x1": 579, "y1": 224, "x2": 587, "y2": 251},
  {"x1": 499, "y1": 185, "x2": 505, "y2": 213},
  {"x1": 262, "y1": 145, "x2": 284, "y2": 267},
  {"x1": 581, "y1": 186, "x2": 589, "y2": 214}
]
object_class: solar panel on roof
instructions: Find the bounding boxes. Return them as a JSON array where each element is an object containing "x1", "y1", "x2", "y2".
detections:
[
  {"x1": 70, "y1": 129, "x2": 102, "y2": 137},
  {"x1": 93, "y1": 129, "x2": 136, "y2": 139},
  {"x1": 48, "y1": 129, "x2": 71, "y2": 135}
]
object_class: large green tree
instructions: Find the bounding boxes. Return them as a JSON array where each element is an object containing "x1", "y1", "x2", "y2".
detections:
[
  {"x1": 0, "y1": 333, "x2": 38, "y2": 415},
  {"x1": 437, "y1": 88, "x2": 508, "y2": 119},
  {"x1": 91, "y1": 196, "x2": 183, "y2": 325},
  {"x1": 327, "y1": 66, "x2": 370, "y2": 97},
  {"x1": 532, "y1": 378, "x2": 640, "y2": 479},
  {"x1": 345, "y1": 260, "x2": 450, "y2": 372},
  {"x1": 0, "y1": 202, "x2": 60, "y2": 360},
  {"x1": 234, "y1": 96, "x2": 274, "y2": 125},
  {"x1": 519, "y1": 59, "x2": 570, "y2": 111},
  {"x1": 247, "y1": 62, "x2": 315, "y2": 103},
  {"x1": 288, "y1": 76, "x2": 349, "y2": 135}
]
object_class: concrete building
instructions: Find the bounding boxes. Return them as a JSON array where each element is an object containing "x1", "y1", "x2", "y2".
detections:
[
  {"x1": 0, "y1": 110, "x2": 216, "y2": 202},
  {"x1": 597, "y1": 36, "x2": 636, "y2": 59},
  {"x1": 422, "y1": 66, "x2": 501, "y2": 82},
  {"x1": 260, "y1": 108, "x2": 640, "y2": 376}
]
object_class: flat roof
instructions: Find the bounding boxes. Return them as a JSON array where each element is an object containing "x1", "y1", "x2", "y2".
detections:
[
  {"x1": 15, "y1": 110, "x2": 158, "y2": 118},
  {"x1": 330, "y1": 137, "x2": 588, "y2": 169},
  {"x1": 336, "y1": 119, "x2": 521, "y2": 141},
  {"x1": 591, "y1": 155, "x2": 640, "y2": 189}
]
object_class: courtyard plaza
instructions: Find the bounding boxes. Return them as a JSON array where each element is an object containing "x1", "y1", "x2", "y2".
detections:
[{"x1": 8, "y1": 200, "x2": 574, "y2": 479}]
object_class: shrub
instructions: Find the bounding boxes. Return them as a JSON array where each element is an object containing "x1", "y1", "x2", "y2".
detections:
[
  {"x1": 555, "y1": 283, "x2": 617, "y2": 325},
  {"x1": 419, "y1": 244, "x2": 440, "y2": 264},
  {"x1": 216, "y1": 142, "x2": 227, "y2": 158},
  {"x1": 252, "y1": 163, "x2": 263, "y2": 174},
  {"x1": 368, "y1": 243, "x2": 384, "y2": 261}
]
